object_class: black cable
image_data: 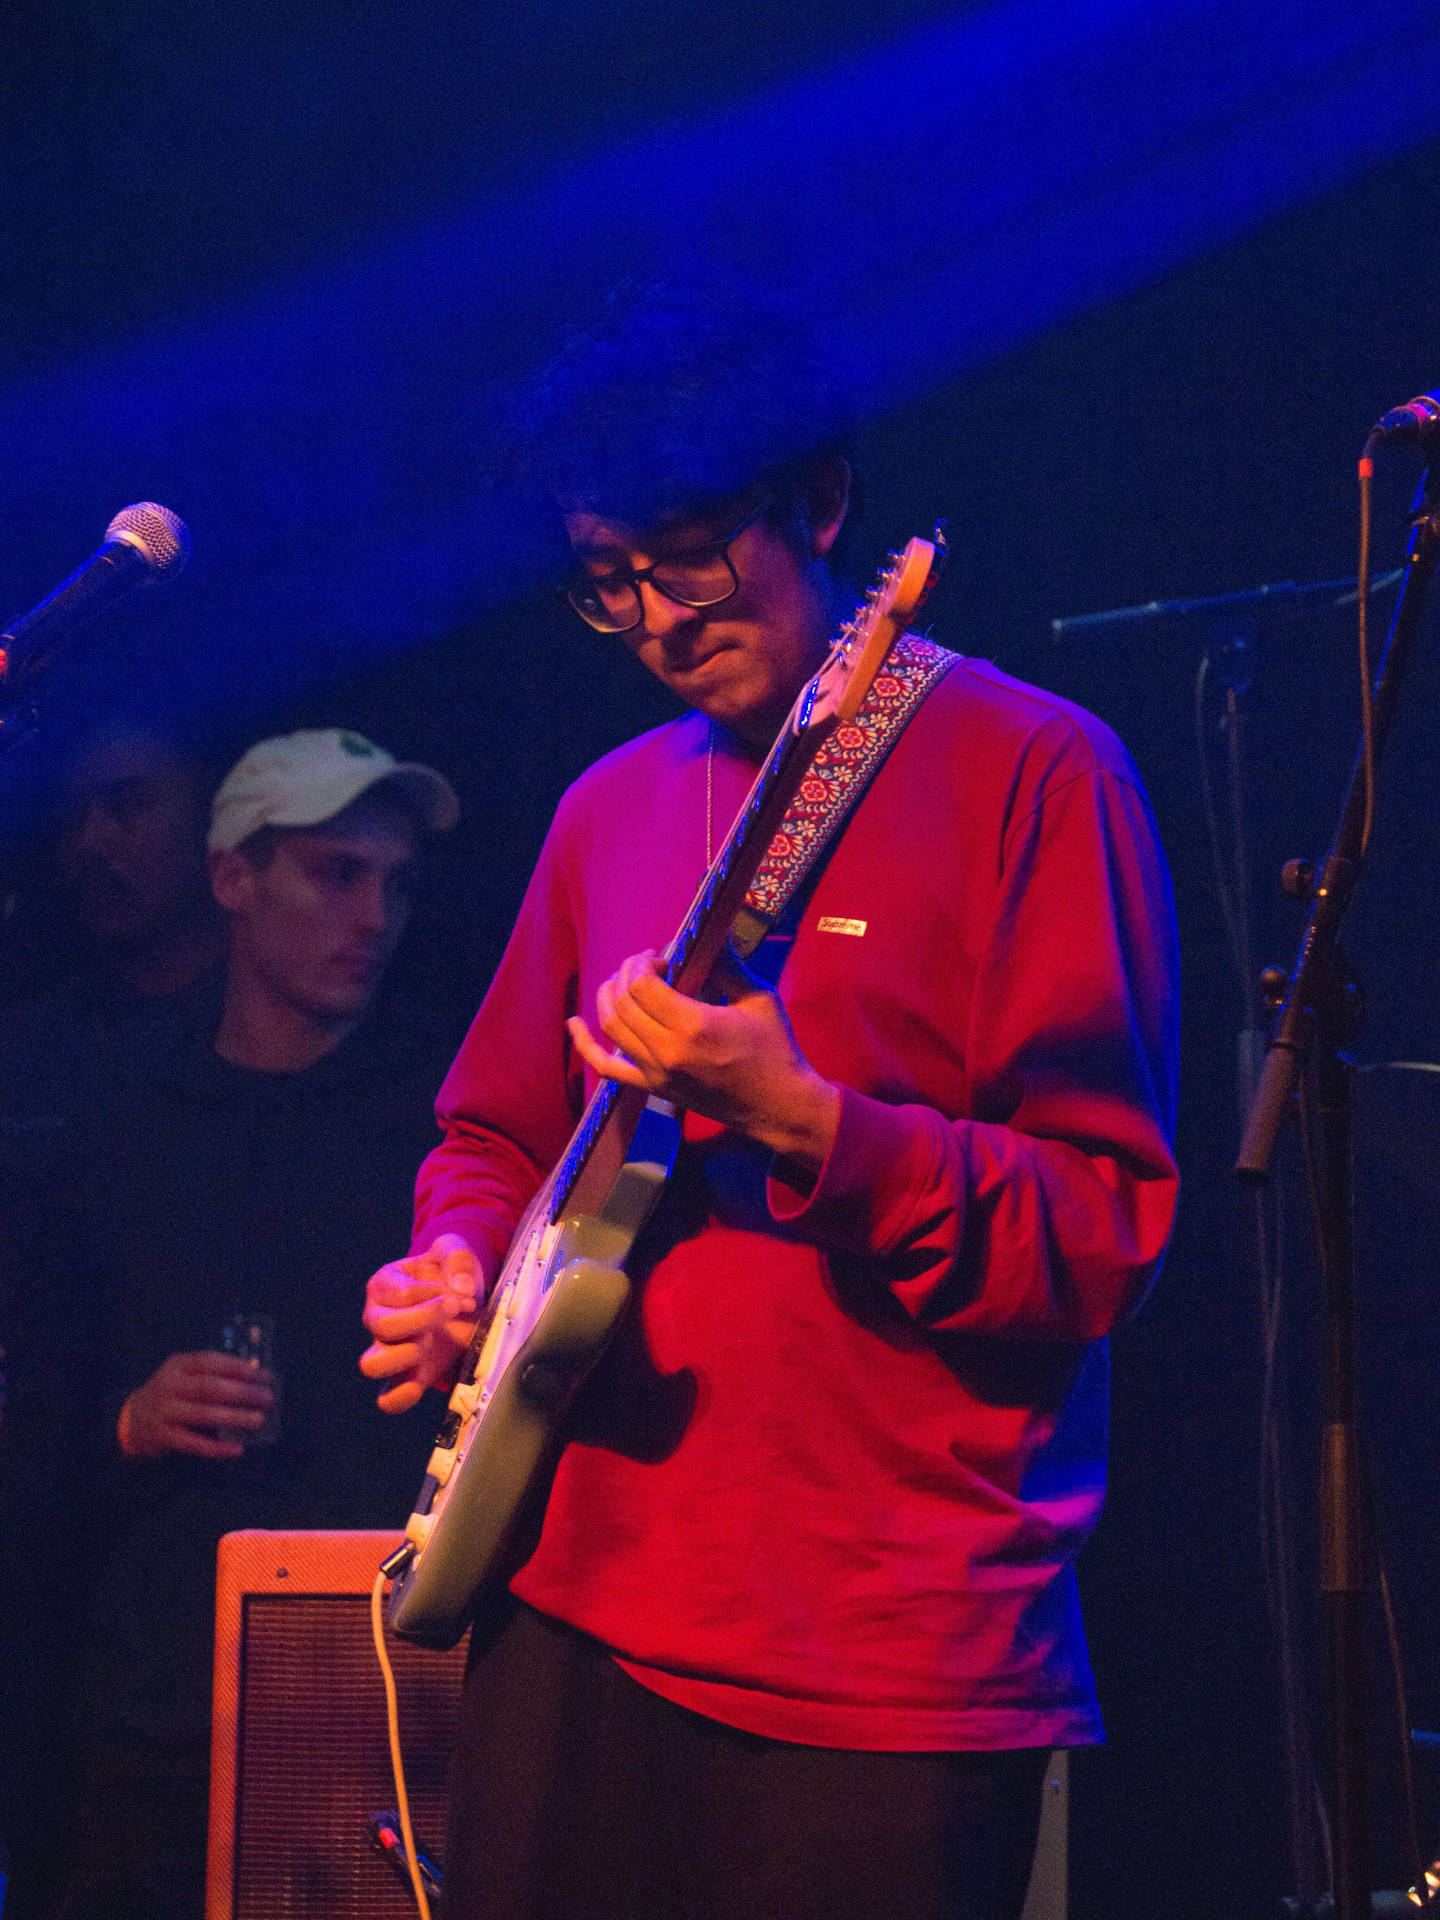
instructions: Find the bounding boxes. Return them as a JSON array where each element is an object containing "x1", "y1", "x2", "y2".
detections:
[
  {"x1": 1357, "y1": 452, "x2": 1377, "y2": 859},
  {"x1": 1193, "y1": 650, "x2": 1248, "y2": 987},
  {"x1": 1294, "y1": 1072, "x2": 1339, "y2": 1895}
]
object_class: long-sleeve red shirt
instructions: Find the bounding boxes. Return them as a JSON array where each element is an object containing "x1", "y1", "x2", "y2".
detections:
[{"x1": 413, "y1": 655, "x2": 1179, "y2": 1750}]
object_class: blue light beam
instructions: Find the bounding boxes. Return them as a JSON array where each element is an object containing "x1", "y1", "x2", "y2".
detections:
[{"x1": 1, "y1": 0, "x2": 1437, "y2": 718}]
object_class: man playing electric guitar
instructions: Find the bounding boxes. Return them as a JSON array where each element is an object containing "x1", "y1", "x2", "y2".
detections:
[{"x1": 361, "y1": 274, "x2": 1180, "y2": 1920}]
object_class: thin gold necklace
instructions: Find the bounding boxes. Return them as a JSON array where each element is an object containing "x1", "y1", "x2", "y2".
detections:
[{"x1": 705, "y1": 718, "x2": 715, "y2": 870}]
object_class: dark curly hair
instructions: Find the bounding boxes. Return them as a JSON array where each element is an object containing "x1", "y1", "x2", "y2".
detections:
[{"x1": 502, "y1": 265, "x2": 865, "y2": 563}]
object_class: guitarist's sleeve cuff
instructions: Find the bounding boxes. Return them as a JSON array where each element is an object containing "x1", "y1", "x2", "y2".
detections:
[
  {"x1": 408, "y1": 1212, "x2": 513, "y2": 1289},
  {"x1": 766, "y1": 1087, "x2": 949, "y2": 1255}
]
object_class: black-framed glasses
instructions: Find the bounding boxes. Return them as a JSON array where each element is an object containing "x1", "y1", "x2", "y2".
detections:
[{"x1": 564, "y1": 501, "x2": 770, "y2": 634}]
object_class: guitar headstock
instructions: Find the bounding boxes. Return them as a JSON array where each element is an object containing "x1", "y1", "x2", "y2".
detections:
[{"x1": 806, "y1": 526, "x2": 947, "y2": 730}]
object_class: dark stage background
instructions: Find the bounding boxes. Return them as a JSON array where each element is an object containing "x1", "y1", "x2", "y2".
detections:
[{"x1": 5, "y1": 4, "x2": 1440, "y2": 1916}]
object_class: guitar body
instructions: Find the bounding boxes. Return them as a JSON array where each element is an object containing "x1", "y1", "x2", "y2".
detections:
[
  {"x1": 385, "y1": 534, "x2": 945, "y2": 1648},
  {"x1": 386, "y1": 1098, "x2": 680, "y2": 1646}
]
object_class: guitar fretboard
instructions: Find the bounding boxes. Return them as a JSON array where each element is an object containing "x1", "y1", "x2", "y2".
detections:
[{"x1": 547, "y1": 680, "x2": 818, "y2": 1224}]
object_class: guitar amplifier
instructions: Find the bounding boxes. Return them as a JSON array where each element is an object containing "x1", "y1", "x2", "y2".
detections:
[
  {"x1": 206, "y1": 1532, "x2": 1064, "y2": 1920},
  {"x1": 207, "y1": 1530, "x2": 468, "y2": 1920}
]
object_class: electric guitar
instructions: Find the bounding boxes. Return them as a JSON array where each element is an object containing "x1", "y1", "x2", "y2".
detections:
[{"x1": 384, "y1": 532, "x2": 946, "y2": 1646}]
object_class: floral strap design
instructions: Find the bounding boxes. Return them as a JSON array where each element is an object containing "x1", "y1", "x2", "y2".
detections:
[{"x1": 740, "y1": 634, "x2": 958, "y2": 933}]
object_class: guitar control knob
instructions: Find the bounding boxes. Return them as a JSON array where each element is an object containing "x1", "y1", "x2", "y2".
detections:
[{"x1": 517, "y1": 1359, "x2": 572, "y2": 1414}]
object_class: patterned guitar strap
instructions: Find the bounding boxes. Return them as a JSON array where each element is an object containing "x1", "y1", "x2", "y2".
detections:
[{"x1": 730, "y1": 633, "x2": 959, "y2": 965}]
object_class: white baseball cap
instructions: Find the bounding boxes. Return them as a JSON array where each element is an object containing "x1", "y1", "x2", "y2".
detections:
[{"x1": 208, "y1": 728, "x2": 460, "y2": 852}]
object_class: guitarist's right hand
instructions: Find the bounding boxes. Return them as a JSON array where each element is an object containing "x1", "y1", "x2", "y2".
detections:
[{"x1": 360, "y1": 1232, "x2": 483, "y2": 1413}]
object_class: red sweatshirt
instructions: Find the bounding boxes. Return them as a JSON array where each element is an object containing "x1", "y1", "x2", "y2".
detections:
[{"x1": 413, "y1": 655, "x2": 1179, "y2": 1751}]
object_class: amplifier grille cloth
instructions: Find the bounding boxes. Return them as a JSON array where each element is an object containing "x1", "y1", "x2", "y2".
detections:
[{"x1": 234, "y1": 1593, "x2": 467, "y2": 1918}]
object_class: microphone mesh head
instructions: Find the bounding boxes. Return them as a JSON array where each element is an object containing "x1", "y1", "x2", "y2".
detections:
[{"x1": 104, "y1": 501, "x2": 191, "y2": 577}]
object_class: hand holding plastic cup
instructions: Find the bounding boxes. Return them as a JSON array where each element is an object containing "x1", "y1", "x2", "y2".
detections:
[{"x1": 215, "y1": 1312, "x2": 281, "y2": 1447}]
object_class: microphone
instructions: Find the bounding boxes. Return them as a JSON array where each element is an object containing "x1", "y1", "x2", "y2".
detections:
[
  {"x1": 1366, "y1": 391, "x2": 1440, "y2": 449},
  {"x1": 1, "y1": 501, "x2": 191, "y2": 689}
]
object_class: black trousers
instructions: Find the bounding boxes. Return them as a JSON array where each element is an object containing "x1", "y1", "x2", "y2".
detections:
[{"x1": 442, "y1": 1602, "x2": 1049, "y2": 1920}]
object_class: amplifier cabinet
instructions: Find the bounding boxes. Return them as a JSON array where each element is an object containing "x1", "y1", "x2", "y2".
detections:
[{"x1": 207, "y1": 1530, "x2": 468, "y2": 1920}]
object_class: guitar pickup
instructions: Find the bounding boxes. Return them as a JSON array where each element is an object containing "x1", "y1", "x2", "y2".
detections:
[
  {"x1": 404, "y1": 1510, "x2": 436, "y2": 1551},
  {"x1": 426, "y1": 1446, "x2": 458, "y2": 1488}
]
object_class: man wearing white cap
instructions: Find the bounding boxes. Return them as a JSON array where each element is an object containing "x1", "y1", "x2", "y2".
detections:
[
  {"x1": 199, "y1": 728, "x2": 459, "y2": 1080},
  {"x1": 109, "y1": 729, "x2": 460, "y2": 1462},
  {"x1": 208, "y1": 726, "x2": 458, "y2": 853},
  {"x1": 8, "y1": 729, "x2": 461, "y2": 1920}
]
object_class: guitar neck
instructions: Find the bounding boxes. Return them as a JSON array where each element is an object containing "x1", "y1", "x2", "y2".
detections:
[
  {"x1": 665, "y1": 702, "x2": 828, "y2": 994},
  {"x1": 546, "y1": 695, "x2": 831, "y2": 1226}
]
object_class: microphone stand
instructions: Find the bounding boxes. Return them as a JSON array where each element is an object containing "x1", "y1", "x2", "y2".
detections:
[
  {"x1": 1050, "y1": 574, "x2": 1395, "y2": 643},
  {"x1": 1205, "y1": 617, "x2": 1266, "y2": 1120},
  {"x1": 1237, "y1": 460, "x2": 1440, "y2": 1919},
  {"x1": 1053, "y1": 572, "x2": 1399, "y2": 1124},
  {"x1": 1059, "y1": 574, "x2": 1345, "y2": 1907}
]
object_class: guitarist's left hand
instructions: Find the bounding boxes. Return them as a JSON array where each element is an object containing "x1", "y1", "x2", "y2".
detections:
[{"x1": 567, "y1": 948, "x2": 841, "y2": 1180}]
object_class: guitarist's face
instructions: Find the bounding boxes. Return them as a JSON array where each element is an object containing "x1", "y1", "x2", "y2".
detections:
[{"x1": 563, "y1": 488, "x2": 847, "y2": 750}]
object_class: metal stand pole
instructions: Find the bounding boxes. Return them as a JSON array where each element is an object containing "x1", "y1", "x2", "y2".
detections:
[
  {"x1": 1313, "y1": 1007, "x2": 1369, "y2": 1917},
  {"x1": 1240, "y1": 463, "x2": 1440, "y2": 1919},
  {"x1": 1207, "y1": 626, "x2": 1266, "y2": 1118}
]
